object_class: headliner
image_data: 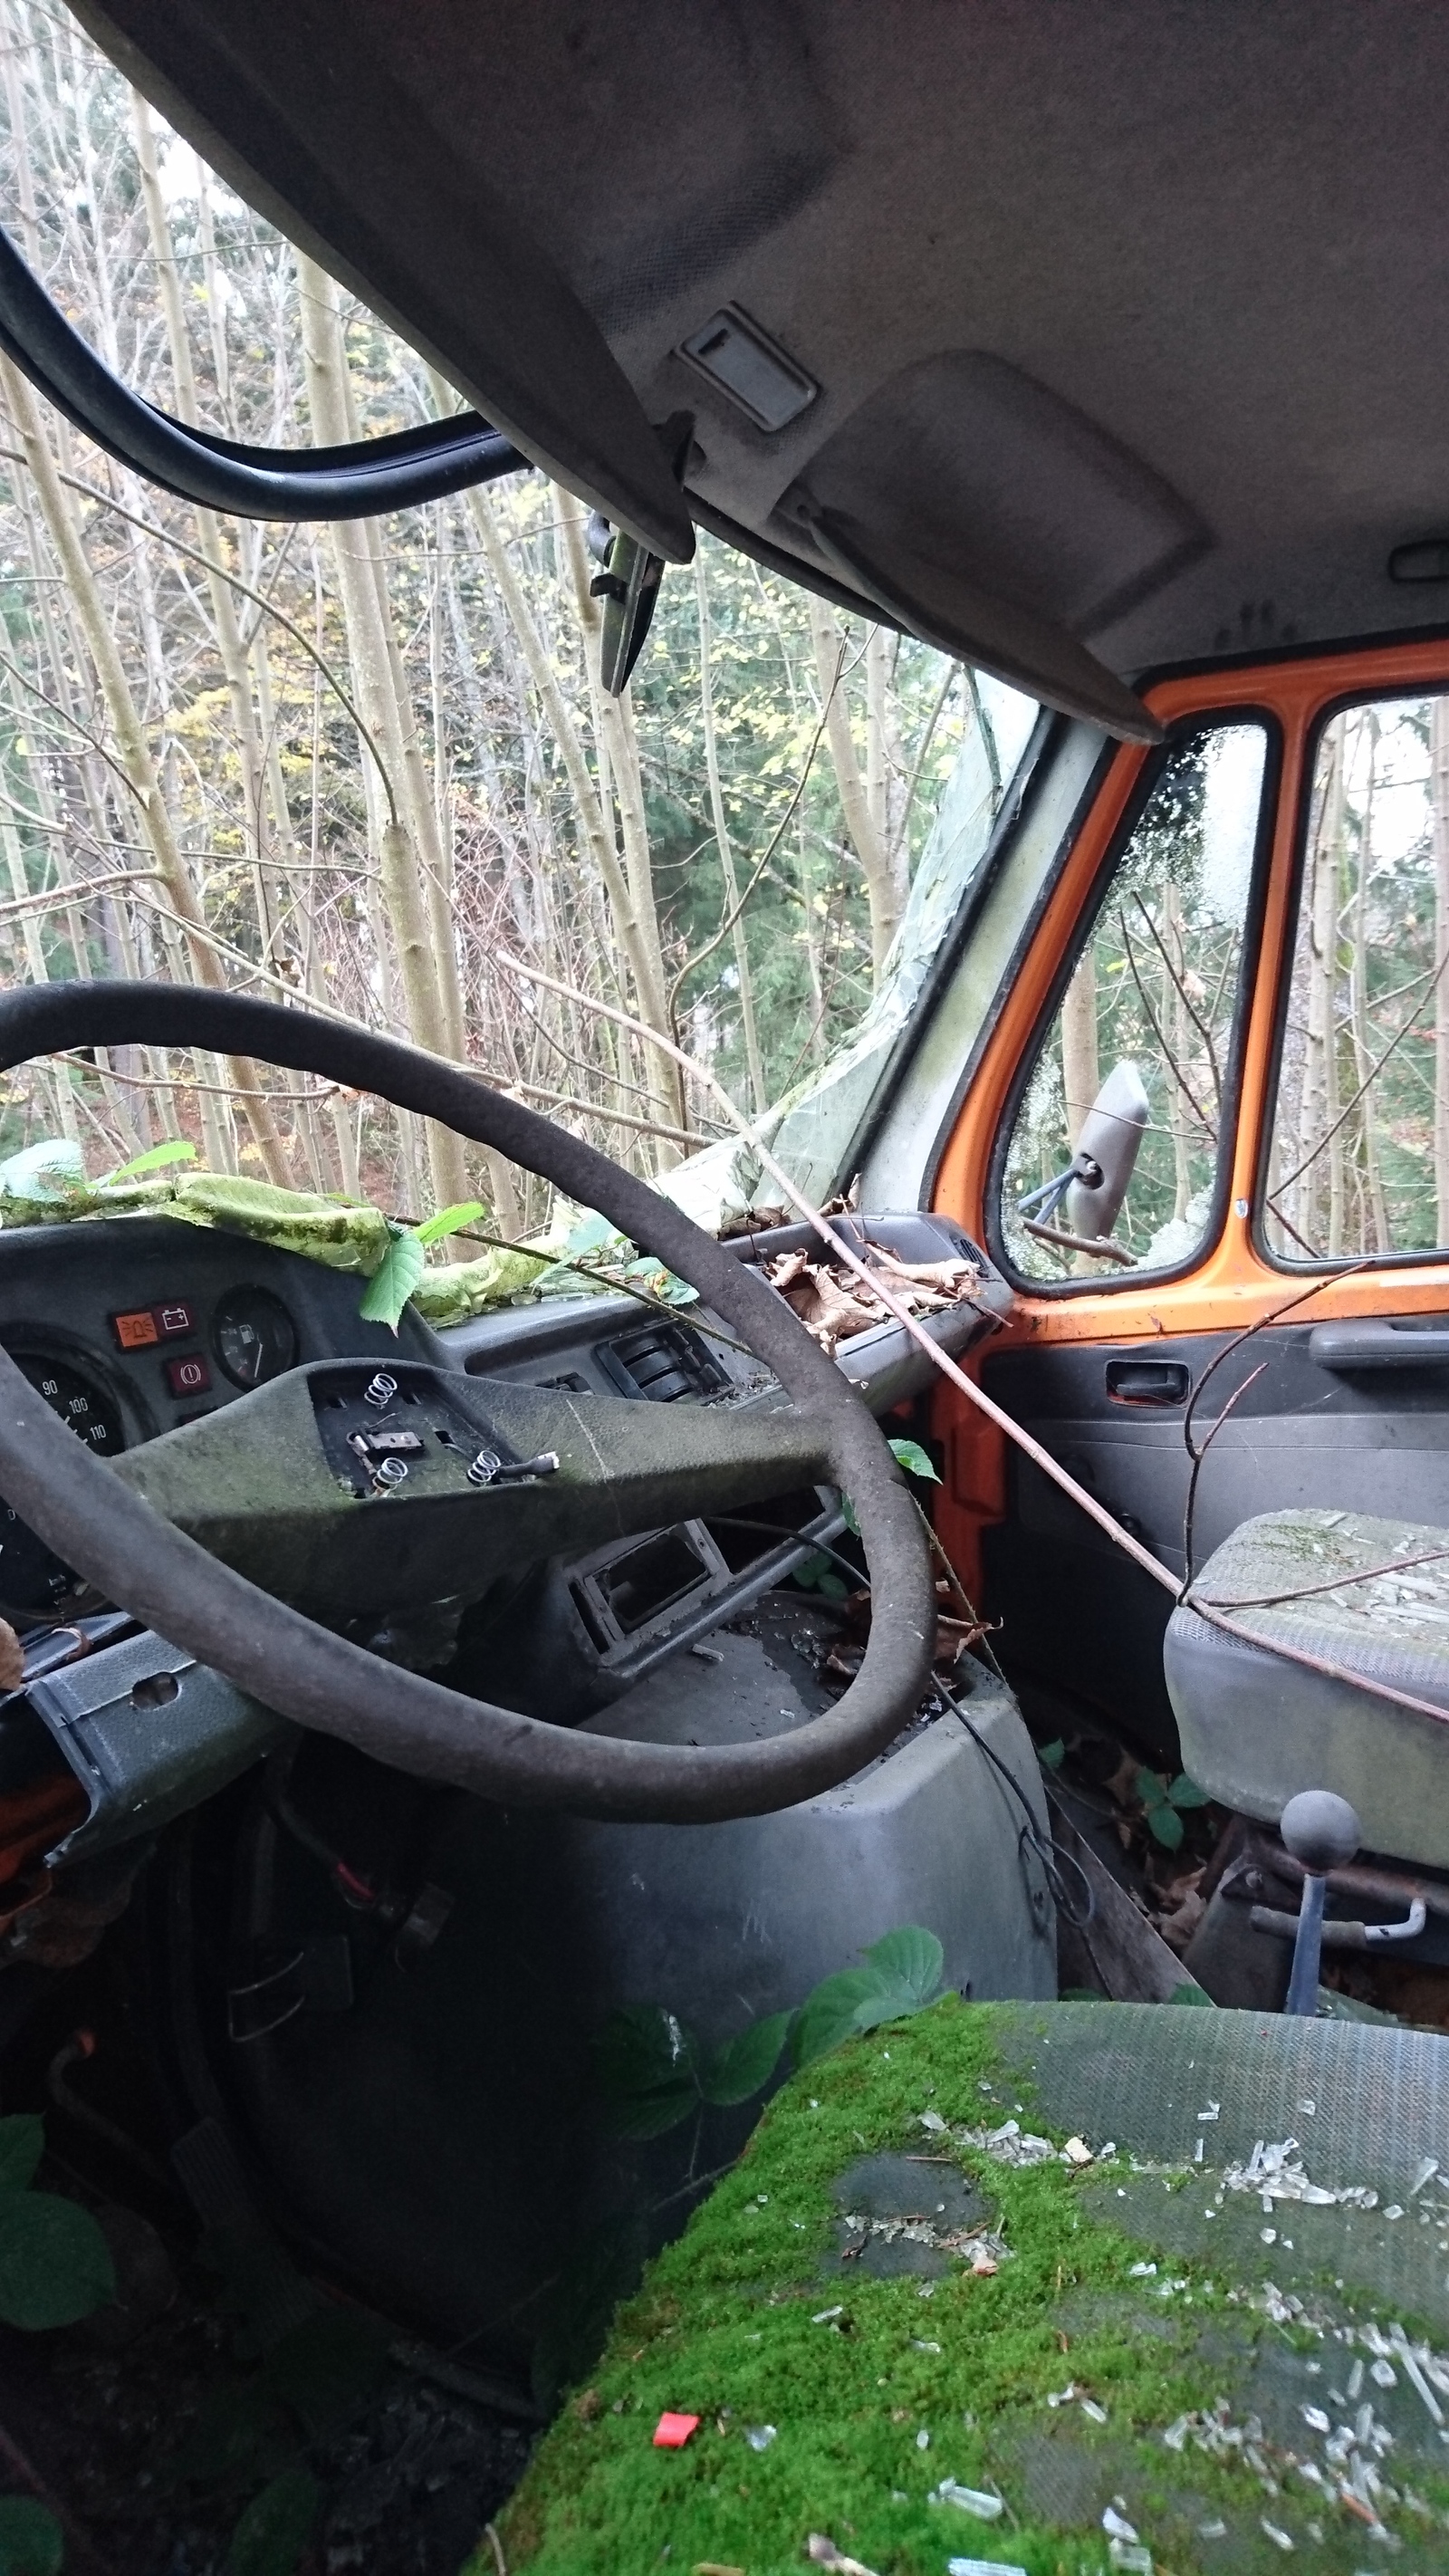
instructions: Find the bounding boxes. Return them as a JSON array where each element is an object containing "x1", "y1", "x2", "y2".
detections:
[{"x1": 66, "y1": 0, "x2": 1449, "y2": 735}]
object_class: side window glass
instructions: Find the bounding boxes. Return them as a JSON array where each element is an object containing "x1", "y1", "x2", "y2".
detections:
[
  {"x1": 1264, "y1": 696, "x2": 1449, "y2": 1262},
  {"x1": 1000, "y1": 722, "x2": 1267, "y2": 1283}
]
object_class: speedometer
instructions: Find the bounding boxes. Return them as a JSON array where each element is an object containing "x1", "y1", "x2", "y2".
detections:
[{"x1": 0, "y1": 1354, "x2": 125, "y2": 1615}]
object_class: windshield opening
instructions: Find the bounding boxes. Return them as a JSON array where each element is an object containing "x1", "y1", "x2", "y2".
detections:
[{"x1": 0, "y1": 0, "x2": 1036, "y2": 1259}]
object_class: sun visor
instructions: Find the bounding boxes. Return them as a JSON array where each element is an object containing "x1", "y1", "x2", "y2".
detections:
[
  {"x1": 65, "y1": 0, "x2": 696, "y2": 562},
  {"x1": 771, "y1": 351, "x2": 1211, "y2": 740}
]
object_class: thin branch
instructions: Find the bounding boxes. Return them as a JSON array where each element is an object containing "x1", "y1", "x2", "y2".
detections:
[
  {"x1": 1181, "y1": 1360, "x2": 1267, "y2": 1582},
  {"x1": 1268, "y1": 950, "x2": 1449, "y2": 1206},
  {"x1": 1132, "y1": 888, "x2": 1223, "y2": 1102},
  {"x1": 665, "y1": 675, "x2": 833, "y2": 1023},
  {"x1": 1119, "y1": 911, "x2": 1217, "y2": 1140},
  {"x1": 0, "y1": 444, "x2": 400, "y2": 822},
  {"x1": 1200, "y1": 1543, "x2": 1449, "y2": 1612}
]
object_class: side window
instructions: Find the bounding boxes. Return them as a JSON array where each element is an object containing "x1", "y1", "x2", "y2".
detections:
[
  {"x1": 1264, "y1": 695, "x2": 1449, "y2": 1263},
  {"x1": 999, "y1": 722, "x2": 1267, "y2": 1283}
]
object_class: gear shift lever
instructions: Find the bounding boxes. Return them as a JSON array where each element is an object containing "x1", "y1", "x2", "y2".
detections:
[{"x1": 1279, "y1": 1790, "x2": 1361, "y2": 2015}]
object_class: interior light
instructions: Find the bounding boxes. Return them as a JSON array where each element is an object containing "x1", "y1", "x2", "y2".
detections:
[{"x1": 677, "y1": 306, "x2": 818, "y2": 434}]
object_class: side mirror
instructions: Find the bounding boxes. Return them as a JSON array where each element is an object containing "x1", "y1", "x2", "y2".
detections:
[{"x1": 1064, "y1": 1061, "x2": 1150, "y2": 1242}]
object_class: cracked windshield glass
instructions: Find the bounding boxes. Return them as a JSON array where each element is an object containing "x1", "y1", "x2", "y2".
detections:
[
  {"x1": 1001, "y1": 721, "x2": 1267, "y2": 1283},
  {"x1": 0, "y1": 4, "x2": 1034, "y2": 1260},
  {"x1": 1265, "y1": 693, "x2": 1449, "y2": 1262}
]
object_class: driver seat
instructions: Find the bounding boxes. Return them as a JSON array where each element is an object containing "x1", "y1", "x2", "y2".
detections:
[{"x1": 1165, "y1": 1506, "x2": 1449, "y2": 1868}]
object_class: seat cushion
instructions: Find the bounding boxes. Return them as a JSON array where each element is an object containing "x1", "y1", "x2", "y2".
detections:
[{"x1": 1165, "y1": 1506, "x2": 1449, "y2": 1868}]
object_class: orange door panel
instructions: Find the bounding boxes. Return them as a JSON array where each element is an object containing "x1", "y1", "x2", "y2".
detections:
[{"x1": 930, "y1": 636, "x2": 1449, "y2": 1603}]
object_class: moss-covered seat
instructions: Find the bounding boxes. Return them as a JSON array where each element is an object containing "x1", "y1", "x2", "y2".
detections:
[{"x1": 492, "y1": 1997, "x2": 1449, "y2": 2576}]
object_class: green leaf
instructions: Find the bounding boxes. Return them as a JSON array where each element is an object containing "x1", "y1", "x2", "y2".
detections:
[
  {"x1": 1037, "y1": 1738, "x2": 1066, "y2": 1771},
  {"x1": 594, "y1": 2007, "x2": 700, "y2": 2137},
  {"x1": 102, "y1": 1138, "x2": 197, "y2": 1185},
  {"x1": 840, "y1": 1495, "x2": 860, "y2": 1537},
  {"x1": 861, "y1": 1925, "x2": 945, "y2": 2008},
  {"x1": 0, "y1": 1139, "x2": 86, "y2": 1199},
  {"x1": 790, "y1": 1967, "x2": 885, "y2": 2069},
  {"x1": 1135, "y1": 1766, "x2": 1167, "y2": 1812},
  {"x1": 792, "y1": 1926, "x2": 946, "y2": 2067},
  {"x1": 1166, "y1": 1773, "x2": 1212, "y2": 1809},
  {"x1": 0, "y1": 2116, "x2": 43, "y2": 2193},
  {"x1": 1147, "y1": 1802, "x2": 1185, "y2": 1851},
  {"x1": 414, "y1": 1199, "x2": 485, "y2": 1247},
  {"x1": 0, "y1": 2497, "x2": 63, "y2": 2576},
  {"x1": 1168, "y1": 1982, "x2": 1215, "y2": 2007},
  {"x1": 699, "y1": 2012, "x2": 792, "y2": 2107},
  {"x1": 563, "y1": 1211, "x2": 620, "y2": 1258},
  {"x1": 791, "y1": 1551, "x2": 849, "y2": 1599},
  {"x1": 225, "y1": 2468, "x2": 321, "y2": 2576},
  {"x1": 609, "y1": 2082, "x2": 699, "y2": 2141},
  {"x1": 888, "y1": 1437, "x2": 941, "y2": 1485},
  {"x1": 357, "y1": 1229, "x2": 426, "y2": 1331},
  {"x1": 0, "y1": 2190, "x2": 115, "y2": 2328}
]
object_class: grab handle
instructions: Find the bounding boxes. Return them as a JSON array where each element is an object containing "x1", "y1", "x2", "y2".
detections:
[{"x1": 1309, "y1": 1322, "x2": 1449, "y2": 1371}]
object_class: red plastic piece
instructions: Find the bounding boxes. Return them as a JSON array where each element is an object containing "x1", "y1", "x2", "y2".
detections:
[{"x1": 651, "y1": 2412, "x2": 700, "y2": 2449}]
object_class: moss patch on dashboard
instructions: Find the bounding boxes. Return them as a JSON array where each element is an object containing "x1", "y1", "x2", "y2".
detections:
[{"x1": 480, "y1": 1996, "x2": 1449, "y2": 2576}]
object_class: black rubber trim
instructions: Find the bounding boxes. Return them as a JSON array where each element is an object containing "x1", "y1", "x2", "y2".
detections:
[
  {"x1": 0, "y1": 984, "x2": 935, "y2": 1821},
  {"x1": 0, "y1": 226, "x2": 528, "y2": 519}
]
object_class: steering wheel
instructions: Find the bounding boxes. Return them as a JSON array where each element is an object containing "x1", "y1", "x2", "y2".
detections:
[{"x1": 0, "y1": 985, "x2": 936, "y2": 1822}]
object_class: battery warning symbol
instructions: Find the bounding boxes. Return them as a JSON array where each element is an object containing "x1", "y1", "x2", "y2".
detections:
[{"x1": 111, "y1": 1301, "x2": 197, "y2": 1350}]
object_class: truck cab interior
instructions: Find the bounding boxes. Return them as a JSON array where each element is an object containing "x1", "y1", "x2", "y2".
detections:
[{"x1": 3, "y1": 5, "x2": 1449, "y2": 2568}]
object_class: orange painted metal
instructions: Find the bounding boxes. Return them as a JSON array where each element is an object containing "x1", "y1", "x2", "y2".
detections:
[{"x1": 930, "y1": 635, "x2": 1449, "y2": 1595}]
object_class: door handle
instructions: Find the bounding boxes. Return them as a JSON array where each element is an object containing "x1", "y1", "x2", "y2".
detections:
[
  {"x1": 1104, "y1": 1359, "x2": 1191, "y2": 1406},
  {"x1": 1310, "y1": 1322, "x2": 1449, "y2": 1370}
]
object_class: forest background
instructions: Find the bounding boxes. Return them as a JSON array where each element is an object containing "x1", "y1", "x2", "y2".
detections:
[{"x1": 0, "y1": 0, "x2": 1002, "y2": 1252}]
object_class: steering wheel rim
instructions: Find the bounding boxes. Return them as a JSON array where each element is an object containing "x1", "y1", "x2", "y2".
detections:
[{"x1": 0, "y1": 984, "x2": 936, "y2": 1822}]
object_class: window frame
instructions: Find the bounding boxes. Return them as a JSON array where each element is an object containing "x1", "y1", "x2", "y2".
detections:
[
  {"x1": 984, "y1": 705, "x2": 1281, "y2": 1298},
  {"x1": 1254, "y1": 680, "x2": 1449, "y2": 1275}
]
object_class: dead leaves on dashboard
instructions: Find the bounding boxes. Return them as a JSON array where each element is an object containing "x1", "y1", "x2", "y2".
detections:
[{"x1": 762, "y1": 1242, "x2": 983, "y2": 1360}]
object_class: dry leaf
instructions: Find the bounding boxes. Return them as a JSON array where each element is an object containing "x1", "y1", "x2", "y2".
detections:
[{"x1": 0, "y1": 1620, "x2": 24, "y2": 1694}]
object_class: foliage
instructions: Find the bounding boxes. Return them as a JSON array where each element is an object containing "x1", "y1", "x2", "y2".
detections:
[
  {"x1": 1135, "y1": 1767, "x2": 1211, "y2": 1852},
  {"x1": 1265, "y1": 698, "x2": 1449, "y2": 1260},
  {"x1": 0, "y1": 0, "x2": 1003, "y2": 1236},
  {"x1": 224, "y1": 2469, "x2": 321, "y2": 2576},
  {"x1": 595, "y1": 1927, "x2": 945, "y2": 2139},
  {"x1": 0, "y1": 2114, "x2": 113, "y2": 2330},
  {"x1": 355, "y1": 1226, "x2": 427, "y2": 1330},
  {"x1": 839, "y1": 1434, "x2": 940, "y2": 1536},
  {"x1": 0, "y1": 2500, "x2": 63, "y2": 2576},
  {"x1": 1003, "y1": 724, "x2": 1261, "y2": 1280}
]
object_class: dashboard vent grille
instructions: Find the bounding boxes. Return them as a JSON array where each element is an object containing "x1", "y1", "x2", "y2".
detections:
[{"x1": 595, "y1": 1321, "x2": 728, "y2": 1403}]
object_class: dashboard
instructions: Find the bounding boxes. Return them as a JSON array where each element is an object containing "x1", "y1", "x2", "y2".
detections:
[{"x1": 0, "y1": 1212, "x2": 1007, "y2": 1707}]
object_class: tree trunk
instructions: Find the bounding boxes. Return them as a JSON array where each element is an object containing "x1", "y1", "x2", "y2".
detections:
[
  {"x1": 0, "y1": 354, "x2": 292, "y2": 1184},
  {"x1": 1350, "y1": 714, "x2": 1388, "y2": 1254},
  {"x1": 1301, "y1": 716, "x2": 1345, "y2": 1253},
  {"x1": 293, "y1": 256, "x2": 511, "y2": 1236},
  {"x1": 1060, "y1": 947, "x2": 1100, "y2": 1150},
  {"x1": 695, "y1": 555, "x2": 766, "y2": 1112},
  {"x1": 1433, "y1": 698, "x2": 1449, "y2": 1244},
  {"x1": 809, "y1": 595, "x2": 903, "y2": 978}
]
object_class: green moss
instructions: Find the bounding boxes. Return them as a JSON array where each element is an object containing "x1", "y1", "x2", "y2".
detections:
[{"x1": 490, "y1": 1999, "x2": 1436, "y2": 2576}]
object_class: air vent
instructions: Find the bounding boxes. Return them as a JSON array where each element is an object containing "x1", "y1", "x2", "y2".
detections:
[{"x1": 595, "y1": 1321, "x2": 728, "y2": 1403}]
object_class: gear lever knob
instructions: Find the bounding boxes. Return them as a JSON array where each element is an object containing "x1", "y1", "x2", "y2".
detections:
[
  {"x1": 1278, "y1": 1790, "x2": 1360, "y2": 2016},
  {"x1": 1280, "y1": 1790, "x2": 1361, "y2": 1876}
]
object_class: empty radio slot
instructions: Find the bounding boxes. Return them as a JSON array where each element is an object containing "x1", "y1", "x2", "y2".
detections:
[{"x1": 569, "y1": 1520, "x2": 730, "y2": 1656}]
